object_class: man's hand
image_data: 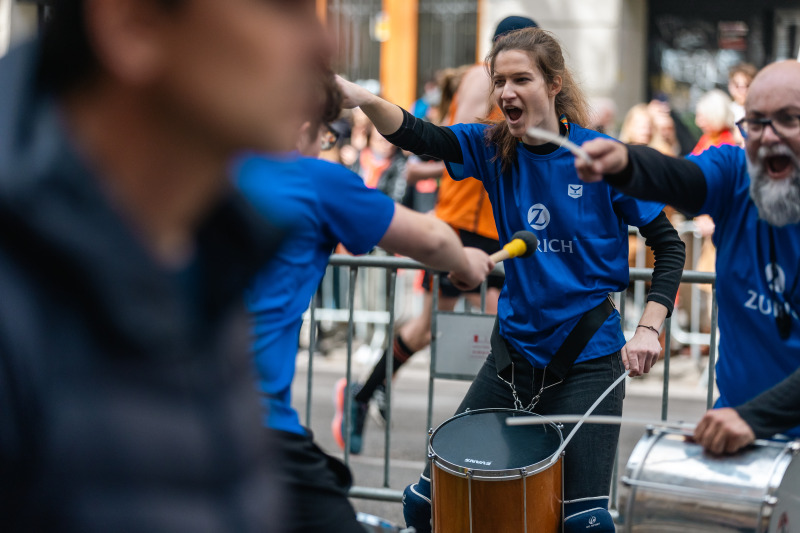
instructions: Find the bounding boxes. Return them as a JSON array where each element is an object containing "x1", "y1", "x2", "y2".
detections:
[
  {"x1": 693, "y1": 408, "x2": 756, "y2": 455},
  {"x1": 447, "y1": 247, "x2": 494, "y2": 291},
  {"x1": 621, "y1": 327, "x2": 661, "y2": 377},
  {"x1": 574, "y1": 139, "x2": 630, "y2": 182}
]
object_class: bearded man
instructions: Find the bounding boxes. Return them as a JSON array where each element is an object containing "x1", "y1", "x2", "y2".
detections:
[{"x1": 575, "y1": 60, "x2": 800, "y2": 453}]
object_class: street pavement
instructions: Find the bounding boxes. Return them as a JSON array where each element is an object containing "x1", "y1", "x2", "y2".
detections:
[{"x1": 291, "y1": 342, "x2": 713, "y2": 528}]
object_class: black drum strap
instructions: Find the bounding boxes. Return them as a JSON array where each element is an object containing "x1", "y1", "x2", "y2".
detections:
[{"x1": 492, "y1": 295, "x2": 615, "y2": 382}]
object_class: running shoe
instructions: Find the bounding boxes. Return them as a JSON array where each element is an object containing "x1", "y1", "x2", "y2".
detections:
[{"x1": 331, "y1": 378, "x2": 369, "y2": 454}]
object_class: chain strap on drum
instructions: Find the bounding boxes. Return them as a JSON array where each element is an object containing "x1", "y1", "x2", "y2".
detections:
[{"x1": 491, "y1": 295, "x2": 616, "y2": 412}]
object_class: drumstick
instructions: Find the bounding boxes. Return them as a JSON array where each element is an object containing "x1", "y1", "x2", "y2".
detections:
[
  {"x1": 526, "y1": 127, "x2": 594, "y2": 165},
  {"x1": 546, "y1": 369, "x2": 629, "y2": 466},
  {"x1": 506, "y1": 414, "x2": 696, "y2": 432},
  {"x1": 489, "y1": 230, "x2": 538, "y2": 263}
]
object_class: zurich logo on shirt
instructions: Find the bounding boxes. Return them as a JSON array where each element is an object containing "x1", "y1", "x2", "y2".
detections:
[
  {"x1": 766, "y1": 263, "x2": 786, "y2": 293},
  {"x1": 528, "y1": 203, "x2": 551, "y2": 230}
]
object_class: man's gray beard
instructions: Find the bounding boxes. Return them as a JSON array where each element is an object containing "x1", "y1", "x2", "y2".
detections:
[{"x1": 747, "y1": 145, "x2": 800, "y2": 227}]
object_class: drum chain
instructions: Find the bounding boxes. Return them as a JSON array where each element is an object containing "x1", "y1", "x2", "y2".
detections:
[{"x1": 497, "y1": 364, "x2": 562, "y2": 412}]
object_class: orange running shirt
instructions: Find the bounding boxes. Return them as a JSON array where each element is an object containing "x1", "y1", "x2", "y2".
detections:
[{"x1": 435, "y1": 88, "x2": 501, "y2": 241}]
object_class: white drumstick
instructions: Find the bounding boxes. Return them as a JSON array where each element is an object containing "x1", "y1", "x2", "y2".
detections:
[
  {"x1": 526, "y1": 127, "x2": 593, "y2": 164},
  {"x1": 506, "y1": 414, "x2": 696, "y2": 432}
]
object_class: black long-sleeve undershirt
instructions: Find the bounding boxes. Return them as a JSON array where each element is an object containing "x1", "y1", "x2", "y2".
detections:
[
  {"x1": 736, "y1": 368, "x2": 800, "y2": 439},
  {"x1": 383, "y1": 109, "x2": 684, "y2": 314},
  {"x1": 383, "y1": 108, "x2": 463, "y2": 163},
  {"x1": 636, "y1": 212, "x2": 684, "y2": 317},
  {"x1": 605, "y1": 145, "x2": 708, "y2": 215}
]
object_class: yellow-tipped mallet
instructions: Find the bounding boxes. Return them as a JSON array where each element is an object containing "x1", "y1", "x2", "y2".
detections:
[{"x1": 489, "y1": 231, "x2": 539, "y2": 263}]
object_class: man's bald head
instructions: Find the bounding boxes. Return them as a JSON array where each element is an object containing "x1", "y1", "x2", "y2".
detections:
[{"x1": 745, "y1": 60, "x2": 800, "y2": 114}]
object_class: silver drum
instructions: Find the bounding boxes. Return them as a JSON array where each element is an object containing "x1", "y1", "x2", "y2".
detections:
[{"x1": 618, "y1": 426, "x2": 800, "y2": 532}]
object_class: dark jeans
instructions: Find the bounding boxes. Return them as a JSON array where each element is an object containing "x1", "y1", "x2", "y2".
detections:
[
  {"x1": 270, "y1": 429, "x2": 365, "y2": 533},
  {"x1": 424, "y1": 349, "x2": 625, "y2": 502}
]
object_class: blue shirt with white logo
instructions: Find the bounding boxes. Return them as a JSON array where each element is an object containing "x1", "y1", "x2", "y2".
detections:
[
  {"x1": 236, "y1": 155, "x2": 395, "y2": 435},
  {"x1": 446, "y1": 123, "x2": 664, "y2": 367},
  {"x1": 688, "y1": 145, "x2": 800, "y2": 435}
]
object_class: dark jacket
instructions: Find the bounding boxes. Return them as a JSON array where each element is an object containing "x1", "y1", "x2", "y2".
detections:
[{"x1": 0, "y1": 43, "x2": 283, "y2": 532}]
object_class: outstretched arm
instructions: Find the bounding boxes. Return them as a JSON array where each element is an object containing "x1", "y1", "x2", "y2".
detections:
[
  {"x1": 338, "y1": 76, "x2": 463, "y2": 163},
  {"x1": 575, "y1": 141, "x2": 707, "y2": 215},
  {"x1": 378, "y1": 205, "x2": 494, "y2": 291}
]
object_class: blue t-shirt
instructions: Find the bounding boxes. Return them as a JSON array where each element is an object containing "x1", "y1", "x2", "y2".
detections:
[
  {"x1": 445, "y1": 123, "x2": 664, "y2": 367},
  {"x1": 688, "y1": 145, "x2": 800, "y2": 435},
  {"x1": 236, "y1": 155, "x2": 395, "y2": 435}
]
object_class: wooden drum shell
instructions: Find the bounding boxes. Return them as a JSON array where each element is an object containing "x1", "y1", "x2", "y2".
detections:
[
  {"x1": 428, "y1": 409, "x2": 564, "y2": 533},
  {"x1": 432, "y1": 453, "x2": 562, "y2": 533}
]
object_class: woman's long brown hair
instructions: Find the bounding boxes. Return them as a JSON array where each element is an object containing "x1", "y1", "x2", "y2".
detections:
[{"x1": 484, "y1": 28, "x2": 590, "y2": 174}]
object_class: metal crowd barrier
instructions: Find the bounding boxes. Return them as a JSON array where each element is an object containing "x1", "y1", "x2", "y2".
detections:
[{"x1": 302, "y1": 253, "x2": 718, "y2": 508}]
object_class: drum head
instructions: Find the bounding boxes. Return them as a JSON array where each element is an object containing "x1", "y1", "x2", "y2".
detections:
[{"x1": 430, "y1": 409, "x2": 561, "y2": 472}]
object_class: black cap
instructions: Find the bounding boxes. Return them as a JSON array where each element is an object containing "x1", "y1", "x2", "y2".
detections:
[{"x1": 493, "y1": 15, "x2": 538, "y2": 41}]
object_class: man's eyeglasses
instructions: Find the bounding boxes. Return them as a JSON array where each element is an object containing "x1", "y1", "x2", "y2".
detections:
[
  {"x1": 736, "y1": 114, "x2": 800, "y2": 140},
  {"x1": 320, "y1": 124, "x2": 340, "y2": 151}
]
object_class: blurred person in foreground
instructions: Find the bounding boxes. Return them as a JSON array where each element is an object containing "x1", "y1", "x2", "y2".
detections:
[
  {"x1": 0, "y1": 0, "x2": 327, "y2": 530},
  {"x1": 575, "y1": 60, "x2": 800, "y2": 454},
  {"x1": 235, "y1": 69, "x2": 494, "y2": 533}
]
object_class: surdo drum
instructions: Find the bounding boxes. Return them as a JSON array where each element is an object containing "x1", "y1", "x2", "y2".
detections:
[
  {"x1": 619, "y1": 426, "x2": 800, "y2": 532},
  {"x1": 428, "y1": 408, "x2": 564, "y2": 533}
]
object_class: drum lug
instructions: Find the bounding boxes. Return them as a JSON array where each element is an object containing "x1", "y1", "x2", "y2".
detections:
[
  {"x1": 789, "y1": 441, "x2": 800, "y2": 455},
  {"x1": 763, "y1": 495, "x2": 779, "y2": 506}
]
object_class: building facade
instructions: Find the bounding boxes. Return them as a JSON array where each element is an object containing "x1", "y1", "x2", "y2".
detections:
[{"x1": 322, "y1": 0, "x2": 800, "y2": 130}]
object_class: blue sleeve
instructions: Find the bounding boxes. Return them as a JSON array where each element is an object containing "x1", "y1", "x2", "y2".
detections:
[
  {"x1": 310, "y1": 160, "x2": 396, "y2": 255},
  {"x1": 610, "y1": 188, "x2": 665, "y2": 227},
  {"x1": 443, "y1": 123, "x2": 497, "y2": 182},
  {"x1": 688, "y1": 145, "x2": 750, "y2": 223}
]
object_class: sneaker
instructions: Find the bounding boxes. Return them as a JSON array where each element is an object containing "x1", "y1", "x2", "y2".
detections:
[
  {"x1": 373, "y1": 382, "x2": 388, "y2": 423},
  {"x1": 331, "y1": 378, "x2": 368, "y2": 454}
]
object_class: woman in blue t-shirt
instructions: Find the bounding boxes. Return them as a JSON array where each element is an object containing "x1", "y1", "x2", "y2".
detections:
[{"x1": 337, "y1": 28, "x2": 684, "y2": 532}]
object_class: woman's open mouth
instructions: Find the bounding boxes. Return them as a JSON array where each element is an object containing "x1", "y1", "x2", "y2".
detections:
[{"x1": 505, "y1": 106, "x2": 523, "y2": 124}]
